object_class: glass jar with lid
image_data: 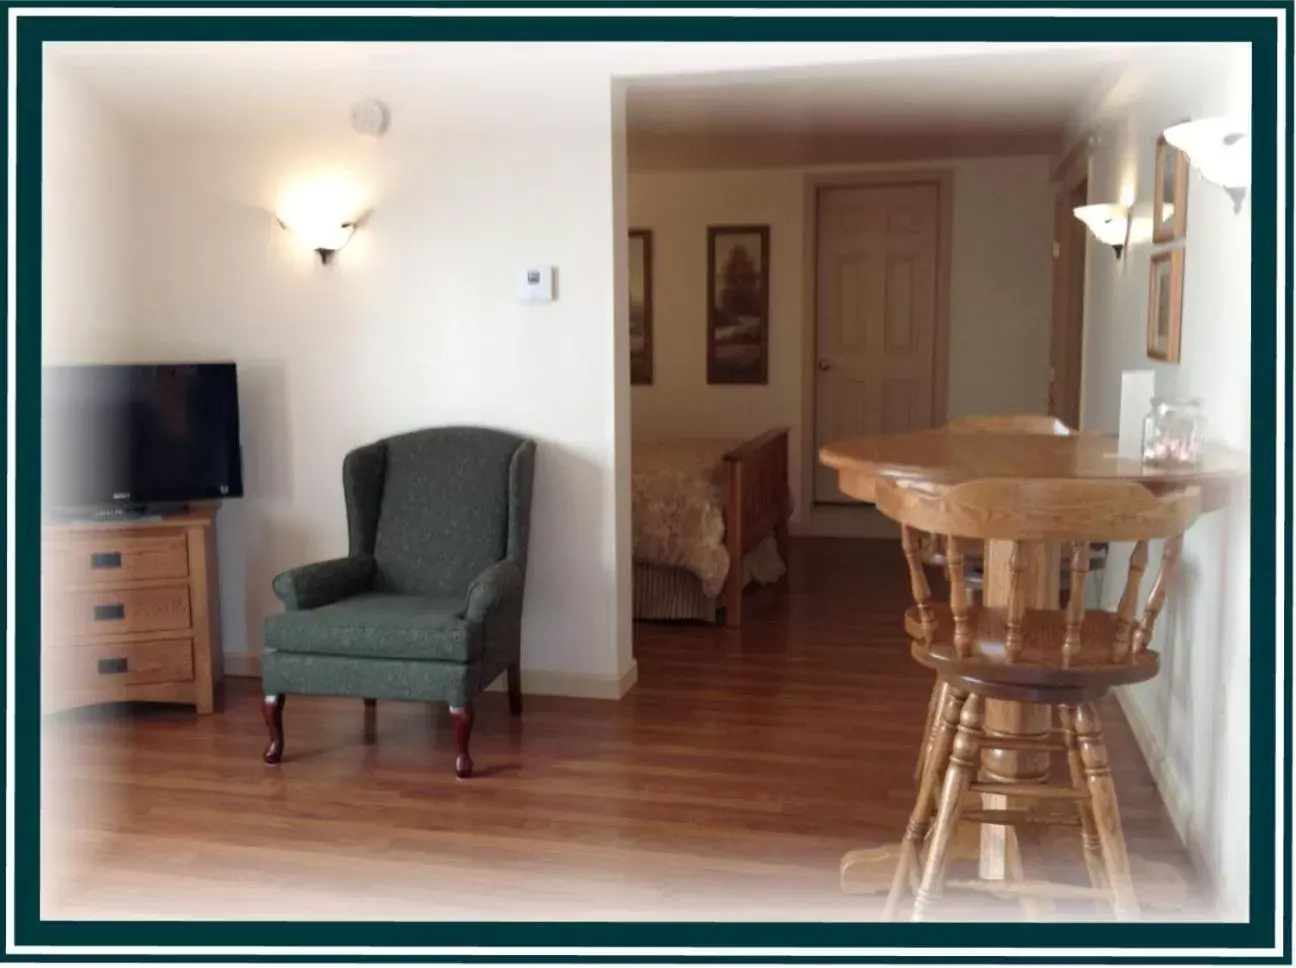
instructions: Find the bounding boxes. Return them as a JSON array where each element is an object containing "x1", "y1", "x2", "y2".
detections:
[{"x1": 1142, "y1": 398, "x2": 1205, "y2": 466}]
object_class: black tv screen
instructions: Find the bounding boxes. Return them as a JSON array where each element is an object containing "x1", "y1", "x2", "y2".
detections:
[{"x1": 43, "y1": 363, "x2": 244, "y2": 512}]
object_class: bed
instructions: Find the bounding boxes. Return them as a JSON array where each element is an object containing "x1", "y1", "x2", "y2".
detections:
[{"x1": 631, "y1": 428, "x2": 792, "y2": 629}]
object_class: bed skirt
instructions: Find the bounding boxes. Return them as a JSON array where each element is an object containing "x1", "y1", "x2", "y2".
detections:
[
  {"x1": 633, "y1": 536, "x2": 787, "y2": 624},
  {"x1": 633, "y1": 563, "x2": 717, "y2": 623}
]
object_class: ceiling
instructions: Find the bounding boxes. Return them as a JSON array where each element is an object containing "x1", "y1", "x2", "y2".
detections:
[
  {"x1": 626, "y1": 47, "x2": 1136, "y2": 169},
  {"x1": 47, "y1": 41, "x2": 1140, "y2": 166}
]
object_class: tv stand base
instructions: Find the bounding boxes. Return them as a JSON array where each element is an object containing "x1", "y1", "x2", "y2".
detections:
[{"x1": 41, "y1": 507, "x2": 222, "y2": 715}]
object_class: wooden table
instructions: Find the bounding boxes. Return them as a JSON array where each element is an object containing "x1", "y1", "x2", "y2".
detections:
[{"x1": 818, "y1": 430, "x2": 1247, "y2": 899}]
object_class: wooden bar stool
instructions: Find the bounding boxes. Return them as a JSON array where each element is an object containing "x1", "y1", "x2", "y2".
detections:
[
  {"x1": 877, "y1": 477, "x2": 1201, "y2": 921},
  {"x1": 912, "y1": 415, "x2": 1107, "y2": 785}
]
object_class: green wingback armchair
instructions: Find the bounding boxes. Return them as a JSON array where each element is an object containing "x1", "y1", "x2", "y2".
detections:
[{"x1": 260, "y1": 427, "x2": 536, "y2": 778}]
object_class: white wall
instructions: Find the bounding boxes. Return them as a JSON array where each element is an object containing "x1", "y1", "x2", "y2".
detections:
[
  {"x1": 41, "y1": 61, "x2": 134, "y2": 364},
  {"x1": 1078, "y1": 45, "x2": 1252, "y2": 919},
  {"x1": 125, "y1": 109, "x2": 631, "y2": 689},
  {"x1": 41, "y1": 55, "x2": 636, "y2": 691},
  {"x1": 628, "y1": 155, "x2": 1055, "y2": 524}
]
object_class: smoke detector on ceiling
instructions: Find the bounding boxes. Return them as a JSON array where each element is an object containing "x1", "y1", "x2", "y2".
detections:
[{"x1": 350, "y1": 99, "x2": 391, "y2": 137}]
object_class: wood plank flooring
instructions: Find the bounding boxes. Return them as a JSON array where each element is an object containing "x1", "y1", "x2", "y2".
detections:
[{"x1": 41, "y1": 538, "x2": 1201, "y2": 922}]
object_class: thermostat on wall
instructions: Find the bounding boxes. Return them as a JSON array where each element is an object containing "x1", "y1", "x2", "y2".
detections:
[{"x1": 517, "y1": 265, "x2": 555, "y2": 303}]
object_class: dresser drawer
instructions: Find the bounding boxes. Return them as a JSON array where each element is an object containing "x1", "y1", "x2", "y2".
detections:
[
  {"x1": 49, "y1": 638, "x2": 194, "y2": 693},
  {"x1": 60, "y1": 586, "x2": 193, "y2": 638},
  {"x1": 47, "y1": 533, "x2": 190, "y2": 585}
]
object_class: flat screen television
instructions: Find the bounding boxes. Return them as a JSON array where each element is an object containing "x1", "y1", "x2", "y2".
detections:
[{"x1": 43, "y1": 363, "x2": 244, "y2": 516}]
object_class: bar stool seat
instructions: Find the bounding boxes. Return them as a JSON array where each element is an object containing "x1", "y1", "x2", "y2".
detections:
[{"x1": 905, "y1": 606, "x2": 1160, "y2": 690}]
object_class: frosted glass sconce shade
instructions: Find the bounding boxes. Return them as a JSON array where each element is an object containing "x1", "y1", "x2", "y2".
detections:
[
  {"x1": 1162, "y1": 117, "x2": 1250, "y2": 210},
  {"x1": 1074, "y1": 203, "x2": 1130, "y2": 258}
]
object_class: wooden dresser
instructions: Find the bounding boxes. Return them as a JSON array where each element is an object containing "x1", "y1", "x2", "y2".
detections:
[{"x1": 42, "y1": 507, "x2": 222, "y2": 714}]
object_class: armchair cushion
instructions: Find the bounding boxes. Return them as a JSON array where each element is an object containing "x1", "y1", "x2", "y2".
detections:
[
  {"x1": 272, "y1": 555, "x2": 375, "y2": 611},
  {"x1": 264, "y1": 592, "x2": 482, "y2": 663}
]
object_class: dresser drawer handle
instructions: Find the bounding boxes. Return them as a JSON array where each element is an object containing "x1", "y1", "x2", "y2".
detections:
[
  {"x1": 92, "y1": 603, "x2": 125, "y2": 622},
  {"x1": 90, "y1": 552, "x2": 122, "y2": 570},
  {"x1": 97, "y1": 657, "x2": 128, "y2": 675}
]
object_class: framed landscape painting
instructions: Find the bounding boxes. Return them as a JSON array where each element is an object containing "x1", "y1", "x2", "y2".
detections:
[
  {"x1": 1147, "y1": 248, "x2": 1185, "y2": 362},
  {"x1": 1153, "y1": 134, "x2": 1189, "y2": 243},
  {"x1": 629, "y1": 229, "x2": 653, "y2": 385},
  {"x1": 707, "y1": 225, "x2": 770, "y2": 385}
]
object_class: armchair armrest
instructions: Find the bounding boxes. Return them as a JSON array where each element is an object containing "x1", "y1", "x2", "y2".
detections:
[
  {"x1": 272, "y1": 555, "x2": 375, "y2": 611},
  {"x1": 464, "y1": 559, "x2": 524, "y2": 623}
]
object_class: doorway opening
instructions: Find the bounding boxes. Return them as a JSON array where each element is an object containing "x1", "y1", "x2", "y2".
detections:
[{"x1": 1050, "y1": 156, "x2": 1089, "y2": 428}]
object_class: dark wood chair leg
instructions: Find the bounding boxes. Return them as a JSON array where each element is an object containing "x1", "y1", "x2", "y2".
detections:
[
  {"x1": 450, "y1": 704, "x2": 475, "y2": 779},
  {"x1": 507, "y1": 663, "x2": 523, "y2": 717},
  {"x1": 262, "y1": 694, "x2": 285, "y2": 764},
  {"x1": 363, "y1": 698, "x2": 377, "y2": 743}
]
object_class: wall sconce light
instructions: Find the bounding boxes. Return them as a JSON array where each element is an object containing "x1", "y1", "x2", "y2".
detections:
[
  {"x1": 275, "y1": 172, "x2": 367, "y2": 266},
  {"x1": 1162, "y1": 117, "x2": 1250, "y2": 212},
  {"x1": 1074, "y1": 203, "x2": 1130, "y2": 259},
  {"x1": 276, "y1": 215, "x2": 358, "y2": 265}
]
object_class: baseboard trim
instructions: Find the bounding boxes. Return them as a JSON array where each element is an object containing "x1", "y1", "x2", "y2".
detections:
[
  {"x1": 1112, "y1": 689, "x2": 1193, "y2": 842},
  {"x1": 1113, "y1": 687, "x2": 1215, "y2": 903},
  {"x1": 486, "y1": 661, "x2": 638, "y2": 700},
  {"x1": 224, "y1": 653, "x2": 638, "y2": 701},
  {"x1": 224, "y1": 653, "x2": 261, "y2": 679},
  {"x1": 804, "y1": 505, "x2": 901, "y2": 539}
]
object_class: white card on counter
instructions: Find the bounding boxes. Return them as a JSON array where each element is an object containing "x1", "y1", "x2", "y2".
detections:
[{"x1": 1118, "y1": 370, "x2": 1156, "y2": 460}]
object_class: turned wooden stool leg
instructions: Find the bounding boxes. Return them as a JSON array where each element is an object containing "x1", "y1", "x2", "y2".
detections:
[
  {"x1": 885, "y1": 684, "x2": 965, "y2": 920},
  {"x1": 1074, "y1": 701, "x2": 1139, "y2": 920},
  {"x1": 912, "y1": 693, "x2": 985, "y2": 922},
  {"x1": 1059, "y1": 704, "x2": 1107, "y2": 891},
  {"x1": 915, "y1": 679, "x2": 949, "y2": 784}
]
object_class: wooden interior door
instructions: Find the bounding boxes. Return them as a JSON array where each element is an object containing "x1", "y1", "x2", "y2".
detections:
[
  {"x1": 813, "y1": 182, "x2": 942, "y2": 503},
  {"x1": 1048, "y1": 175, "x2": 1088, "y2": 427}
]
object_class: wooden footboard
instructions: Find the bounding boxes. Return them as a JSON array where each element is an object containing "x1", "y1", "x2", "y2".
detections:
[{"x1": 720, "y1": 427, "x2": 792, "y2": 628}]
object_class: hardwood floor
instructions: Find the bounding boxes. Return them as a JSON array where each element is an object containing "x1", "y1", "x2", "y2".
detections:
[{"x1": 42, "y1": 538, "x2": 1199, "y2": 922}]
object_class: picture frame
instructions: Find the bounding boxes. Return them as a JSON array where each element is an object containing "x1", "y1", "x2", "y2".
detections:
[
  {"x1": 1153, "y1": 135, "x2": 1190, "y2": 243},
  {"x1": 628, "y1": 229, "x2": 653, "y2": 386},
  {"x1": 706, "y1": 225, "x2": 770, "y2": 385},
  {"x1": 1147, "y1": 248, "x2": 1185, "y2": 362}
]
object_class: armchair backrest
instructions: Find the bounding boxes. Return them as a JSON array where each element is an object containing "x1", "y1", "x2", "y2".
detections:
[{"x1": 343, "y1": 427, "x2": 536, "y2": 597}]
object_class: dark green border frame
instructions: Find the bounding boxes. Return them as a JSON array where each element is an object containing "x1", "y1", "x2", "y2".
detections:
[{"x1": 4, "y1": 4, "x2": 1290, "y2": 962}]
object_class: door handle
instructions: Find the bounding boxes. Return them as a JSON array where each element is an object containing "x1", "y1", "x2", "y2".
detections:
[{"x1": 817, "y1": 360, "x2": 832, "y2": 371}]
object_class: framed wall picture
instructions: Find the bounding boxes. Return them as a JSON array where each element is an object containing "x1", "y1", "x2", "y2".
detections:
[
  {"x1": 707, "y1": 225, "x2": 770, "y2": 385},
  {"x1": 1147, "y1": 248, "x2": 1185, "y2": 362},
  {"x1": 1153, "y1": 135, "x2": 1190, "y2": 243},
  {"x1": 628, "y1": 229, "x2": 653, "y2": 385}
]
